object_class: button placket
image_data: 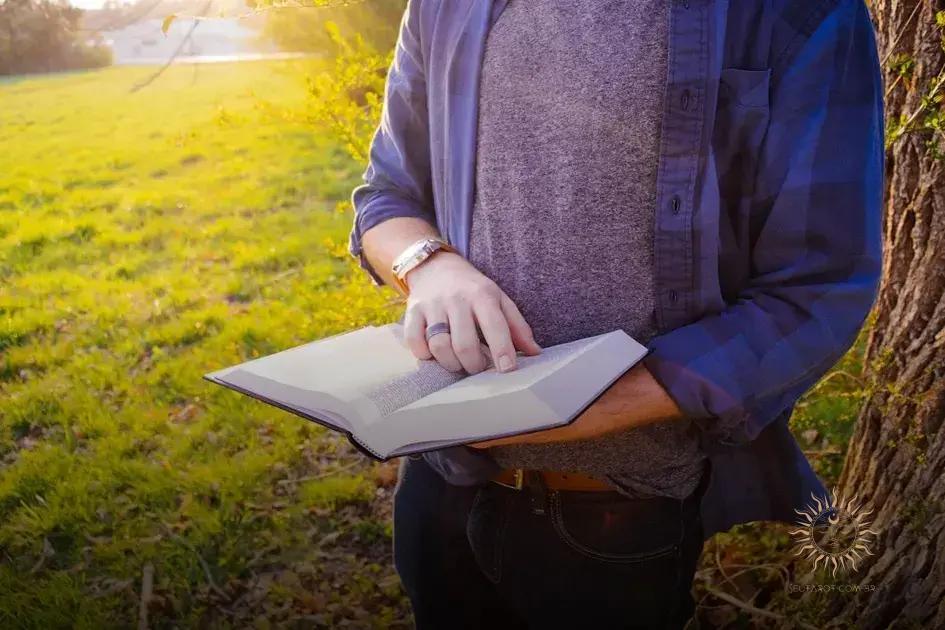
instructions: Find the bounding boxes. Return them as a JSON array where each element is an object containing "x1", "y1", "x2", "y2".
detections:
[{"x1": 653, "y1": 0, "x2": 704, "y2": 334}]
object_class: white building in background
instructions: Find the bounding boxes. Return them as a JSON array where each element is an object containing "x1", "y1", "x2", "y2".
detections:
[{"x1": 102, "y1": 17, "x2": 281, "y2": 65}]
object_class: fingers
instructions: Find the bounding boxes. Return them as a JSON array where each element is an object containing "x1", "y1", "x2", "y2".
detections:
[
  {"x1": 472, "y1": 292, "x2": 518, "y2": 372},
  {"x1": 499, "y1": 294, "x2": 542, "y2": 356},
  {"x1": 425, "y1": 303, "x2": 464, "y2": 372},
  {"x1": 403, "y1": 303, "x2": 433, "y2": 360},
  {"x1": 447, "y1": 301, "x2": 488, "y2": 374},
  {"x1": 402, "y1": 262, "x2": 539, "y2": 375}
]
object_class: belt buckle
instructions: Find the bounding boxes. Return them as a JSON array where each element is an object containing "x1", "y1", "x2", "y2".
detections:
[{"x1": 494, "y1": 468, "x2": 525, "y2": 491}]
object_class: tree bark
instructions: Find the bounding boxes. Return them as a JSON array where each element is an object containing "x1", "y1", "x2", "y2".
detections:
[{"x1": 832, "y1": 0, "x2": 945, "y2": 627}]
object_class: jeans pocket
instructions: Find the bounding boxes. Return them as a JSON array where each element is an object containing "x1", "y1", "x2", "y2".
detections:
[
  {"x1": 465, "y1": 486, "x2": 512, "y2": 585},
  {"x1": 549, "y1": 491, "x2": 679, "y2": 564}
]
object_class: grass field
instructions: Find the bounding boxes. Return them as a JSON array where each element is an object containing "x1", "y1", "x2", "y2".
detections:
[
  {"x1": 1, "y1": 60, "x2": 870, "y2": 628},
  {"x1": 1, "y1": 61, "x2": 407, "y2": 628}
]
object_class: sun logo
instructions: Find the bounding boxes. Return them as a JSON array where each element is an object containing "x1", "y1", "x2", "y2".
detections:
[{"x1": 789, "y1": 491, "x2": 879, "y2": 577}]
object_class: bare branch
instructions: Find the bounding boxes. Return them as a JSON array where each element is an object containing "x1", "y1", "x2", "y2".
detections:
[
  {"x1": 702, "y1": 584, "x2": 820, "y2": 630},
  {"x1": 276, "y1": 458, "x2": 362, "y2": 486},
  {"x1": 129, "y1": 0, "x2": 212, "y2": 93}
]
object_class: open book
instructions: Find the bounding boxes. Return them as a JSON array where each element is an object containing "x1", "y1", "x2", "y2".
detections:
[{"x1": 203, "y1": 323, "x2": 650, "y2": 461}]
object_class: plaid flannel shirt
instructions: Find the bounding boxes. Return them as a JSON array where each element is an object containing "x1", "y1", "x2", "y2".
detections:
[{"x1": 348, "y1": 0, "x2": 884, "y2": 537}]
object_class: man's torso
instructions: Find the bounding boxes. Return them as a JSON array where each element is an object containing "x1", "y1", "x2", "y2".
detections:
[
  {"x1": 468, "y1": 0, "x2": 706, "y2": 500},
  {"x1": 411, "y1": 0, "x2": 832, "y2": 537}
]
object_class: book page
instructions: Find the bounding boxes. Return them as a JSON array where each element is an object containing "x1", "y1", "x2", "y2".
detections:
[
  {"x1": 212, "y1": 322, "x2": 482, "y2": 426},
  {"x1": 392, "y1": 333, "x2": 598, "y2": 411},
  {"x1": 357, "y1": 332, "x2": 612, "y2": 425},
  {"x1": 364, "y1": 330, "x2": 646, "y2": 457},
  {"x1": 362, "y1": 357, "x2": 467, "y2": 417},
  {"x1": 227, "y1": 324, "x2": 420, "y2": 406}
]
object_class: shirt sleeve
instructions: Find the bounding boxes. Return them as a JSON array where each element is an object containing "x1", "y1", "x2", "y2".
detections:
[
  {"x1": 348, "y1": 0, "x2": 437, "y2": 287},
  {"x1": 642, "y1": 0, "x2": 885, "y2": 446}
]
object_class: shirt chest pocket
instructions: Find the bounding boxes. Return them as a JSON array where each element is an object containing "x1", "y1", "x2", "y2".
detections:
[{"x1": 713, "y1": 67, "x2": 772, "y2": 193}]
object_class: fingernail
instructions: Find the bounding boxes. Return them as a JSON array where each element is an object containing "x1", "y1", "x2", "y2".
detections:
[{"x1": 498, "y1": 356, "x2": 514, "y2": 372}]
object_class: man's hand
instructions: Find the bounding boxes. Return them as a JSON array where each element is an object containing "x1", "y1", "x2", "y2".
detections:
[
  {"x1": 359, "y1": 217, "x2": 543, "y2": 373},
  {"x1": 402, "y1": 251, "x2": 543, "y2": 374}
]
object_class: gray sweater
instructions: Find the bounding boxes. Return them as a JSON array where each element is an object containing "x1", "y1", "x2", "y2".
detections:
[{"x1": 468, "y1": 0, "x2": 706, "y2": 500}]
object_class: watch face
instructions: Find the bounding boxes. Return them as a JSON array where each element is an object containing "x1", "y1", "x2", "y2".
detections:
[{"x1": 394, "y1": 239, "x2": 446, "y2": 280}]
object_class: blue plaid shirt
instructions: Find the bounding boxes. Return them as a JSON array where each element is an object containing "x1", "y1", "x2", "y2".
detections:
[{"x1": 348, "y1": 0, "x2": 884, "y2": 538}]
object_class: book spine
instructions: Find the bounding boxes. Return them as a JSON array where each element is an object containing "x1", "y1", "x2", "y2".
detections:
[{"x1": 346, "y1": 435, "x2": 388, "y2": 462}]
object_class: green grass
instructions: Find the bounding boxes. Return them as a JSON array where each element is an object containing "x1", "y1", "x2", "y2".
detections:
[{"x1": 0, "y1": 61, "x2": 406, "y2": 628}]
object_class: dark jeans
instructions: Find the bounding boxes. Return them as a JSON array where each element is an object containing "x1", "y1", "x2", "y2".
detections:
[{"x1": 392, "y1": 453, "x2": 708, "y2": 630}]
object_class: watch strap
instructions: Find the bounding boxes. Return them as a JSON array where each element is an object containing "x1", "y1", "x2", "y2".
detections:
[{"x1": 391, "y1": 237, "x2": 456, "y2": 296}]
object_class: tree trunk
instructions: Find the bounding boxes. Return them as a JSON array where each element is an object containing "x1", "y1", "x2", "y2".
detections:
[{"x1": 832, "y1": 0, "x2": 945, "y2": 627}]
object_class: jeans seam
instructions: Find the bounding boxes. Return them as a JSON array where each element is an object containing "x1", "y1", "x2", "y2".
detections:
[
  {"x1": 670, "y1": 465, "x2": 706, "y2": 629},
  {"x1": 668, "y1": 498, "x2": 686, "y2": 629},
  {"x1": 491, "y1": 491, "x2": 513, "y2": 584},
  {"x1": 469, "y1": 487, "x2": 508, "y2": 585}
]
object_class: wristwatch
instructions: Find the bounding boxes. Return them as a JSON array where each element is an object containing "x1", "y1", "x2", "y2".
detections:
[{"x1": 391, "y1": 237, "x2": 457, "y2": 296}]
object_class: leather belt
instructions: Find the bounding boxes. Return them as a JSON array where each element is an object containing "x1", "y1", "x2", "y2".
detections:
[{"x1": 491, "y1": 467, "x2": 617, "y2": 492}]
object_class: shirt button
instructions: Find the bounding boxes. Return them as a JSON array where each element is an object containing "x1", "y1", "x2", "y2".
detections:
[
  {"x1": 680, "y1": 89, "x2": 691, "y2": 111},
  {"x1": 671, "y1": 195, "x2": 681, "y2": 215},
  {"x1": 669, "y1": 290, "x2": 678, "y2": 303}
]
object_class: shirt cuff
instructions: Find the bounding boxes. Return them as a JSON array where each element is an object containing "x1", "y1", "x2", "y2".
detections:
[
  {"x1": 348, "y1": 202, "x2": 437, "y2": 288},
  {"x1": 642, "y1": 349, "x2": 753, "y2": 448}
]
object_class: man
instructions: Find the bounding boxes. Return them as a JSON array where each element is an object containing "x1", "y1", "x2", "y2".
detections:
[{"x1": 349, "y1": 0, "x2": 883, "y2": 627}]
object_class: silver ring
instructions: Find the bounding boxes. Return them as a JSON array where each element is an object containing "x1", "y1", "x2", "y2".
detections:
[{"x1": 425, "y1": 322, "x2": 451, "y2": 341}]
